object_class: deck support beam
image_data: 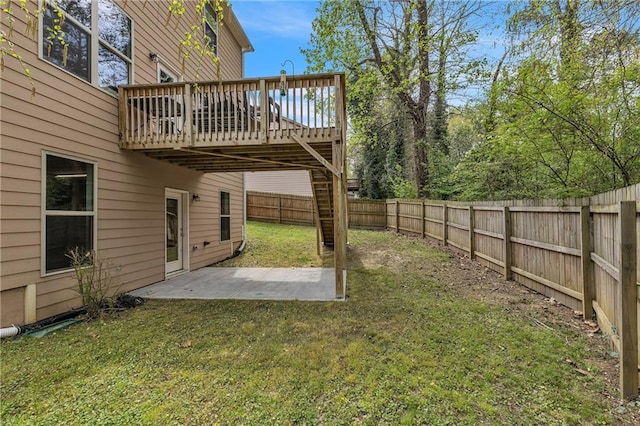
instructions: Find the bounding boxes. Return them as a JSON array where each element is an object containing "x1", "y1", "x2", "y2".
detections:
[
  {"x1": 176, "y1": 148, "x2": 323, "y2": 170},
  {"x1": 291, "y1": 133, "x2": 339, "y2": 177}
]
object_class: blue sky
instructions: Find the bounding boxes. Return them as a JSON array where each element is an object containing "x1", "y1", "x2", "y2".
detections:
[{"x1": 230, "y1": 0, "x2": 320, "y2": 78}]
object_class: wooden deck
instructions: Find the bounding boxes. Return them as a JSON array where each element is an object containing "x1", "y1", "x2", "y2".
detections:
[
  {"x1": 118, "y1": 73, "x2": 348, "y2": 297},
  {"x1": 118, "y1": 73, "x2": 344, "y2": 170}
]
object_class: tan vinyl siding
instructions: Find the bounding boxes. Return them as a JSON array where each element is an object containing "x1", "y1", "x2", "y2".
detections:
[
  {"x1": 245, "y1": 171, "x2": 313, "y2": 197},
  {"x1": 0, "y1": 1, "x2": 250, "y2": 326},
  {"x1": 219, "y1": 26, "x2": 244, "y2": 80}
]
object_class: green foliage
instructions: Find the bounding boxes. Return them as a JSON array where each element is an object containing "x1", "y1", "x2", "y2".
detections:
[
  {"x1": 451, "y1": 0, "x2": 640, "y2": 200},
  {"x1": 308, "y1": 0, "x2": 638, "y2": 201},
  {"x1": 388, "y1": 166, "x2": 417, "y2": 199},
  {"x1": 424, "y1": 146, "x2": 456, "y2": 200},
  {"x1": 517, "y1": 2, "x2": 639, "y2": 183},
  {"x1": 451, "y1": 139, "x2": 539, "y2": 200},
  {"x1": 304, "y1": 0, "x2": 488, "y2": 199}
]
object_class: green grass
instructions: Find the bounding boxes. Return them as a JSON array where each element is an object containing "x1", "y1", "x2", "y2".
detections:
[{"x1": 0, "y1": 221, "x2": 621, "y2": 425}]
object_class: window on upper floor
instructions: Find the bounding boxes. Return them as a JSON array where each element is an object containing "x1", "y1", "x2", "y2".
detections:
[
  {"x1": 158, "y1": 62, "x2": 181, "y2": 83},
  {"x1": 159, "y1": 66, "x2": 176, "y2": 83},
  {"x1": 41, "y1": 0, "x2": 132, "y2": 95},
  {"x1": 43, "y1": 153, "x2": 96, "y2": 274},
  {"x1": 204, "y1": 4, "x2": 218, "y2": 56}
]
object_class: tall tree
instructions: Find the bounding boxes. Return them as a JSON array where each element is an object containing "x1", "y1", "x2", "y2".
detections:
[{"x1": 304, "y1": 0, "x2": 486, "y2": 198}]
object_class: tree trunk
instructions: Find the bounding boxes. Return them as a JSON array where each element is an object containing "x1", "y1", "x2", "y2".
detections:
[{"x1": 412, "y1": 108, "x2": 429, "y2": 198}]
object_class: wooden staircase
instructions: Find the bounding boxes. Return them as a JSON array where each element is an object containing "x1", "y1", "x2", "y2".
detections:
[{"x1": 310, "y1": 169, "x2": 334, "y2": 247}]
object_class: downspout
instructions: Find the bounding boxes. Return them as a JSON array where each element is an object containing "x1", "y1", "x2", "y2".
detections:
[
  {"x1": 241, "y1": 47, "x2": 252, "y2": 78},
  {"x1": 241, "y1": 171, "x2": 247, "y2": 252},
  {"x1": 240, "y1": 42, "x2": 250, "y2": 253}
]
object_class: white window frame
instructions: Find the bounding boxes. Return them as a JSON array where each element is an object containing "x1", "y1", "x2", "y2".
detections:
[
  {"x1": 220, "y1": 190, "x2": 231, "y2": 242},
  {"x1": 38, "y1": 0, "x2": 134, "y2": 96},
  {"x1": 41, "y1": 151, "x2": 98, "y2": 276},
  {"x1": 157, "y1": 60, "x2": 183, "y2": 83}
]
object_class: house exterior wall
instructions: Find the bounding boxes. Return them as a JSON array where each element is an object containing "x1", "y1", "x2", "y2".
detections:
[
  {"x1": 0, "y1": 1, "x2": 252, "y2": 326},
  {"x1": 244, "y1": 171, "x2": 313, "y2": 197}
]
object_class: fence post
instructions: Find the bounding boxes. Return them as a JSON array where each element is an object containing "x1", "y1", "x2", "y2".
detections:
[
  {"x1": 468, "y1": 206, "x2": 475, "y2": 259},
  {"x1": 618, "y1": 201, "x2": 638, "y2": 400},
  {"x1": 503, "y1": 206, "x2": 512, "y2": 280},
  {"x1": 395, "y1": 200, "x2": 400, "y2": 234},
  {"x1": 384, "y1": 201, "x2": 388, "y2": 231},
  {"x1": 442, "y1": 203, "x2": 448, "y2": 246},
  {"x1": 311, "y1": 198, "x2": 315, "y2": 226},
  {"x1": 580, "y1": 206, "x2": 594, "y2": 320},
  {"x1": 421, "y1": 200, "x2": 426, "y2": 239},
  {"x1": 277, "y1": 194, "x2": 282, "y2": 224}
]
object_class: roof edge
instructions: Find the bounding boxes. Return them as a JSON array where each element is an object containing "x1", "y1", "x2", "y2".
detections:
[{"x1": 225, "y1": 2, "x2": 254, "y2": 53}]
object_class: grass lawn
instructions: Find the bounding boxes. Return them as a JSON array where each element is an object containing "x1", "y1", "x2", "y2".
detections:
[{"x1": 0, "y1": 221, "x2": 634, "y2": 425}]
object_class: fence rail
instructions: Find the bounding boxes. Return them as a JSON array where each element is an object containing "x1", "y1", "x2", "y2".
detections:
[{"x1": 247, "y1": 184, "x2": 640, "y2": 399}]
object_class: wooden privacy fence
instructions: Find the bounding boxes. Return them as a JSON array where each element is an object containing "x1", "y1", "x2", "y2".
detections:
[
  {"x1": 247, "y1": 185, "x2": 639, "y2": 399},
  {"x1": 386, "y1": 185, "x2": 639, "y2": 400},
  {"x1": 246, "y1": 191, "x2": 386, "y2": 229}
]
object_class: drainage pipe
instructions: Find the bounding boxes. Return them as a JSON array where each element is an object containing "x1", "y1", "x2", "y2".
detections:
[
  {"x1": 0, "y1": 325, "x2": 21, "y2": 339},
  {"x1": 0, "y1": 307, "x2": 85, "y2": 339}
]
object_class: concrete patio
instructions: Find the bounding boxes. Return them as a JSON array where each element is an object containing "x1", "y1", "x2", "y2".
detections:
[{"x1": 128, "y1": 267, "x2": 342, "y2": 301}]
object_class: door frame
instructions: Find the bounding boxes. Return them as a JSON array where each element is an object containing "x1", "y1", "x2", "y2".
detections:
[{"x1": 165, "y1": 188, "x2": 189, "y2": 276}]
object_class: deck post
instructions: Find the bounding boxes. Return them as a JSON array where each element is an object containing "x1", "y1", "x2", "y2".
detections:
[
  {"x1": 183, "y1": 83, "x2": 192, "y2": 146},
  {"x1": 333, "y1": 73, "x2": 347, "y2": 299},
  {"x1": 617, "y1": 201, "x2": 638, "y2": 400},
  {"x1": 333, "y1": 141, "x2": 346, "y2": 299},
  {"x1": 118, "y1": 87, "x2": 127, "y2": 146}
]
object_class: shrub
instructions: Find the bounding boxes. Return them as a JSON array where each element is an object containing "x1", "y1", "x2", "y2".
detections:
[{"x1": 67, "y1": 248, "x2": 121, "y2": 319}]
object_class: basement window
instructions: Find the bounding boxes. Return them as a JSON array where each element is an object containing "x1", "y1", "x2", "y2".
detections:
[{"x1": 43, "y1": 153, "x2": 97, "y2": 274}]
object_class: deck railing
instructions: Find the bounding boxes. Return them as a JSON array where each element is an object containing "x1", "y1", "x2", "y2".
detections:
[{"x1": 118, "y1": 73, "x2": 345, "y2": 148}]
